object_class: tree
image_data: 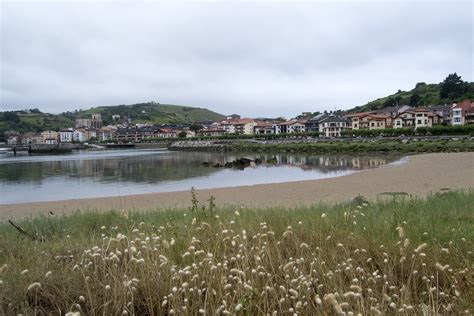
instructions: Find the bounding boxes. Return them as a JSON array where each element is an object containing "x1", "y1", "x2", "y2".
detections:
[
  {"x1": 178, "y1": 131, "x2": 187, "y2": 138},
  {"x1": 415, "y1": 82, "x2": 426, "y2": 89},
  {"x1": 409, "y1": 92, "x2": 421, "y2": 107},
  {"x1": 383, "y1": 97, "x2": 396, "y2": 107},
  {"x1": 440, "y1": 73, "x2": 467, "y2": 99},
  {"x1": 3, "y1": 112, "x2": 20, "y2": 123},
  {"x1": 189, "y1": 124, "x2": 203, "y2": 133}
]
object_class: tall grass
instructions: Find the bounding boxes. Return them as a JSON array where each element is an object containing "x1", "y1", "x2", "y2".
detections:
[{"x1": 0, "y1": 191, "x2": 473, "y2": 314}]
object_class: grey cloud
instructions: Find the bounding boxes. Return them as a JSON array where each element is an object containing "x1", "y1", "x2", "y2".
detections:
[{"x1": 1, "y1": 1, "x2": 472, "y2": 117}]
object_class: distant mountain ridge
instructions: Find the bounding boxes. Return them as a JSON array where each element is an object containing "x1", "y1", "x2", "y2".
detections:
[
  {"x1": 348, "y1": 74, "x2": 474, "y2": 113},
  {"x1": 0, "y1": 102, "x2": 225, "y2": 141}
]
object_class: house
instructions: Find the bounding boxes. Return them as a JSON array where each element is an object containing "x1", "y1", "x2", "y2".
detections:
[
  {"x1": 366, "y1": 114, "x2": 391, "y2": 130},
  {"x1": 73, "y1": 129, "x2": 87, "y2": 142},
  {"x1": 305, "y1": 113, "x2": 328, "y2": 132},
  {"x1": 220, "y1": 118, "x2": 257, "y2": 135},
  {"x1": 393, "y1": 111, "x2": 416, "y2": 129},
  {"x1": 429, "y1": 104, "x2": 451, "y2": 124},
  {"x1": 99, "y1": 126, "x2": 116, "y2": 142},
  {"x1": 7, "y1": 134, "x2": 21, "y2": 145},
  {"x1": 275, "y1": 120, "x2": 306, "y2": 134},
  {"x1": 21, "y1": 132, "x2": 43, "y2": 145},
  {"x1": 318, "y1": 116, "x2": 348, "y2": 137},
  {"x1": 59, "y1": 129, "x2": 74, "y2": 143},
  {"x1": 233, "y1": 119, "x2": 257, "y2": 134},
  {"x1": 41, "y1": 131, "x2": 59, "y2": 145},
  {"x1": 451, "y1": 100, "x2": 474, "y2": 126},
  {"x1": 253, "y1": 123, "x2": 275, "y2": 134},
  {"x1": 343, "y1": 112, "x2": 374, "y2": 130},
  {"x1": 374, "y1": 105, "x2": 411, "y2": 116},
  {"x1": 413, "y1": 108, "x2": 440, "y2": 129},
  {"x1": 157, "y1": 128, "x2": 178, "y2": 138}
]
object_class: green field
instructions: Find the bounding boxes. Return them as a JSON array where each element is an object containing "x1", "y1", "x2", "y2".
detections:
[{"x1": 1, "y1": 190, "x2": 472, "y2": 314}]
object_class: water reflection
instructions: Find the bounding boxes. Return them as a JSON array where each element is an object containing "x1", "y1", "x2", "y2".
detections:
[{"x1": 0, "y1": 149, "x2": 402, "y2": 204}]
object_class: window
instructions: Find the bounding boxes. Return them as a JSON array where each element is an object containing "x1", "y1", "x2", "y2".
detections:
[
  {"x1": 371, "y1": 122, "x2": 374, "y2": 127},
  {"x1": 354, "y1": 123, "x2": 358, "y2": 128},
  {"x1": 396, "y1": 121, "x2": 401, "y2": 125},
  {"x1": 417, "y1": 120, "x2": 422, "y2": 124}
]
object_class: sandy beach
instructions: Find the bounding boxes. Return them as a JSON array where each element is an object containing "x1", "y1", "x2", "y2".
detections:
[{"x1": 1, "y1": 152, "x2": 473, "y2": 220}]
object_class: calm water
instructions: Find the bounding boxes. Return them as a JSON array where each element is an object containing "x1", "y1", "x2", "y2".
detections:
[{"x1": 0, "y1": 149, "x2": 403, "y2": 204}]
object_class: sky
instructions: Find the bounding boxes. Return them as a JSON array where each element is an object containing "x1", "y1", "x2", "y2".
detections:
[{"x1": 0, "y1": 0, "x2": 472, "y2": 118}]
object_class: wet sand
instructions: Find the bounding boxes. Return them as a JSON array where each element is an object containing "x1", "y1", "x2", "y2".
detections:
[{"x1": 1, "y1": 152, "x2": 473, "y2": 220}]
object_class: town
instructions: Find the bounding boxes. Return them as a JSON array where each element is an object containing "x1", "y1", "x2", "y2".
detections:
[{"x1": 4, "y1": 100, "x2": 473, "y2": 146}]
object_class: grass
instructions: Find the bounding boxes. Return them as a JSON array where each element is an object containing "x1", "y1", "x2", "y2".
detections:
[
  {"x1": 0, "y1": 191, "x2": 473, "y2": 314},
  {"x1": 226, "y1": 139, "x2": 474, "y2": 154}
]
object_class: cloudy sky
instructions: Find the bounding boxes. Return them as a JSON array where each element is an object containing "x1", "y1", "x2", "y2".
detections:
[{"x1": 1, "y1": 0, "x2": 472, "y2": 117}]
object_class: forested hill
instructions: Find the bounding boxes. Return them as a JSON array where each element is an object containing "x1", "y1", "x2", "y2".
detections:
[
  {"x1": 65, "y1": 102, "x2": 225, "y2": 125},
  {"x1": 349, "y1": 73, "x2": 474, "y2": 113},
  {"x1": 0, "y1": 102, "x2": 225, "y2": 141}
]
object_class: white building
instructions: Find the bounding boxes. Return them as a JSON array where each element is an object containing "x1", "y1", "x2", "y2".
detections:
[
  {"x1": 59, "y1": 129, "x2": 74, "y2": 143},
  {"x1": 318, "y1": 116, "x2": 348, "y2": 137},
  {"x1": 275, "y1": 120, "x2": 306, "y2": 134},
  {"x1": 73, "y1": 129, "x2": 86, "y2": 142}
]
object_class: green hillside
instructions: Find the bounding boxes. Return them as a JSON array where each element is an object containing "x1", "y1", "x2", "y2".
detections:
[
  {"x1": 0, "y1": 102, "x2": 225, "y2": 142},
  {"x1": 66, "y1": 102, "x2": 225, "y2": 125},
  {"x1": 350, "y1": 73, "x2": 474, "y2": 113}
]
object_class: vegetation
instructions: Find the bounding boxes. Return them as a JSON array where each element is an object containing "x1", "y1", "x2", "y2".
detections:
[
  {"x1": 67, "y1": 102, "x2": 225, "y2": 126},
  {"x1": 1, "y1": 190, "x2": 472, "y2": 314},
  {"x1": 341, "y1": 125, "x2": 474, "y2": 137},
  {"x1": 0, "y1": 111, "x2": 75, "y2": 142},
  {"x1": 205, "y1": 139, "x2": 474, "y2": 154},
  {"x1": 350, "y1": 73, "x2": 474, "y2": 113},
  {"x1": 0, "y1": 103, "x2": 225, "y2": 142}
]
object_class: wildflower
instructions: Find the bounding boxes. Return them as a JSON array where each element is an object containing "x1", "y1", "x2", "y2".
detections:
[
  {"x1": 235, "y1": 303, "x2": 243, "y2": 312},
  {"x1": 78, "y1": 295, "x2": 86, "y2": 303},
  {"x1": 45, "y1": 271, "x2": 52, "y2": 278},
  {"x1": 105, "y1": 285, "x2": 111, "y2": 291},
  {"x1": 65, "y1": 312, "x2": 81, "y2": 316},
  {"x1": 415, "y1": 243, "x2": 427, "y2": 253},
  {"x1": 321, "y1": 213, "x2": 327, "y2": 218},
  {"x1": 21, "y1": 269, "x2": 29, "y2": 275},
  {"x1": 299, "y1": 243, "x2": 309, "y2": 249},
  {"x1": 396, "y1": 226, "x2": 404, "y2": 238},
  {"x1": 27, "y1": 282, "x2": 41, "y2": 291},
  {"x1": 370, "y1": 306, "x2": 382, "y2": 315},
  {"x1": 235, "y1": 211, "x2": 240, "y2": 216},
  {"x1": 435, "y1": 263, "x2": 449, "y2": 272}
]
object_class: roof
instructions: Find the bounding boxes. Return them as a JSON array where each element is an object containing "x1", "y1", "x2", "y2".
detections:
[
  {"x1": 453, "y1": 100, "x2": 473, "y2": 110},
  {"x1": 366, "y1": 114, "x2": 390, "y2": 120},
  {"x1": 319, "y1": 115, "x2": 347, "y2": 123},
  {"x1": 221, "y1": 118, "x2": 255, "y2": 125}
]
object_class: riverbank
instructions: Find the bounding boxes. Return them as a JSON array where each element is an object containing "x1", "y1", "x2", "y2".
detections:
[
  {"x1": 169, "y1": 138, "x2": 474, "y2": 153},
  {"x1": 1, "y1": 191, "x2": 472, "y2": 314},
  {"x1": 1, "y1": 152, "x2": 473, "y2": 219}
]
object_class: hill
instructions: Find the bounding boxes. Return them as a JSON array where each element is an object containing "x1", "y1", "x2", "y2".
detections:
[
  {"x1": 0, "y1": 102, "x2": 225, "y2": 142},
  {"x1": 65, "y1": 102, "x2": 225, "y2": 125},
  {"x1": 349, "y1": 73, "x2": 474, "y2": 113}
]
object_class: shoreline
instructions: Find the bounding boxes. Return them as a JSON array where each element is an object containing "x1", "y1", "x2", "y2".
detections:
[{"x1": 1, "y1": 152, "x2": 473, "y2": 220}]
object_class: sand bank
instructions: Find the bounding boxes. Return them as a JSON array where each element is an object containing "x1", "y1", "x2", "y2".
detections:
[{"x1": 1, "y1": 152, "x2": 473, "y2": 220}]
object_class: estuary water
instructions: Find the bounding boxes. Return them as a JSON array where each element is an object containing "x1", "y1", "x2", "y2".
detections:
[{"x1": 0, "y1": 148, "x2": 402, "y2": 204}]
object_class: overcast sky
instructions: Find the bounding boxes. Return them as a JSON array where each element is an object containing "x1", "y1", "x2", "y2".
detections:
[{"x1": 1, "y1": 1, "x2": 472, "y2": 117}]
